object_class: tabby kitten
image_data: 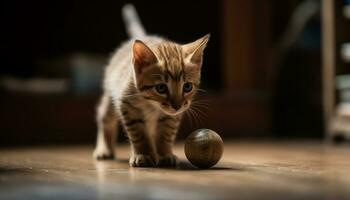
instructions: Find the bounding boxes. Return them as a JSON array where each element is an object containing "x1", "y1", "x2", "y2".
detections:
[{"x1": 93, "y1": 4, "x2": 209, "y2": 167}]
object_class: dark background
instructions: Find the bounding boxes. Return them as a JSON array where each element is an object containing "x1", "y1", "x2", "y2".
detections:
[
  {"x1": 0, "y1": 1, "x2": 221, "y2": 87},
  {"x1": 0, "y1": 0, "x2": 327, "y2": 146}
]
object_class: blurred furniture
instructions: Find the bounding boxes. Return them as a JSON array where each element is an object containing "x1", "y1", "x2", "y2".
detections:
[
  {"x1": 0, "y1": 92, "x2": 98, "y2": 146},
  {"x1": 221, "y1": 0, "x2": 272, "y2": 136},
  {"x1": 322, "y1": 0, "x2": 350, "y2": 141}
]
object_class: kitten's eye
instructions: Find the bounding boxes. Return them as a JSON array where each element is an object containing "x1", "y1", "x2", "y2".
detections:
[
  {"x1": 183, "y1": 82, "x2": 193, "y2": 93},
  {"x1": 155, "y1": 83, "x2": 168, "y2": 94}
]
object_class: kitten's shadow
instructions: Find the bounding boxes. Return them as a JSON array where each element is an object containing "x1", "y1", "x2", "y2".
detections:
[
  {"x1": 115, "y1": 158, "x2": 243, "y2": 171},
  {"x1": 176, "y1": 160, "x2": 242, "y2": 171}
]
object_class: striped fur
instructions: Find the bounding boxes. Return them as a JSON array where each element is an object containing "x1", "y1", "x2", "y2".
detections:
[
  {"x1": 93, "y1": 35, "x2": 209, "y2": 167},
  {"x1": 93, "y1": 5, "x2": 209, "y2": 167}
]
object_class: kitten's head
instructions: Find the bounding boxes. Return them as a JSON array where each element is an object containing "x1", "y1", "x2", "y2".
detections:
[{"x1": 132, "y1": 34, "x2": 209, "y2": 116}]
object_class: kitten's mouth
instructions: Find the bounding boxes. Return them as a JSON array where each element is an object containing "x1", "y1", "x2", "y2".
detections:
[
  {"x1": 160, "y1": 105, "x2": 189, "y2": 116},
  {"x1": 164, "y1": 109, "x2": 184, "y2": 116}
]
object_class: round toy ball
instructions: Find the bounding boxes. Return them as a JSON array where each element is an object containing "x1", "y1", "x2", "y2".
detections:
[{"x1": 184, "y1": 129, "x2": 223, "y2": 169}]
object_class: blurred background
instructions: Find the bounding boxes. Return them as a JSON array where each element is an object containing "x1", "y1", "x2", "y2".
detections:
[{"x1": 1, "y1": 0, "x2": 349, "y2": 146}]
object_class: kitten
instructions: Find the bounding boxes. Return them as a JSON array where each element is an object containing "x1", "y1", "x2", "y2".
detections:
[{"x1": 93, "y1": 4, "x2": 209, "y2": 167}]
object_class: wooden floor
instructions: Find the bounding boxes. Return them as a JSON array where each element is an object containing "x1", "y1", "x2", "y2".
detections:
[{"x1": 1, "y1": 141, "x2": 350, "y2": 200}]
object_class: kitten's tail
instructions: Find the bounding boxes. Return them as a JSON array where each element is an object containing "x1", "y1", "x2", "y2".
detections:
[{"x1": 122, "y1": 4, "x2": 146, "y2": 38}]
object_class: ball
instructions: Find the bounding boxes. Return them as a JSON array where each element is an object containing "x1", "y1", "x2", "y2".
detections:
[{"x1": 184, "y1": 129, "x2": 223, "y2": 169}]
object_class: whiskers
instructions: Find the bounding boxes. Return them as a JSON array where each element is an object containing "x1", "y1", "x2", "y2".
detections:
[
  {"x1": 184, "y1": 99, "x2": 211, "y2": 129},
  {"x1": 196, "y1": 88, "x2": 207, "y2": 93}
]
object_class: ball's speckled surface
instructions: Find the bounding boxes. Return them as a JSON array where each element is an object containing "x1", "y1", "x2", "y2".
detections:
[{"x1": 184, "y1": 129, "x2": 223, "y2": 169}]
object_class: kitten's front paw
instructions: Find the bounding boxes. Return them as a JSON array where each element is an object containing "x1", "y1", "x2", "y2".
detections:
[
  {"x1": 93, "y1": 147, "x2": 114, "y2": 160},
  {"x1": 158, "y1": 154, "x2": 178, "y2": 167},
  {"x1": 129, "y1": 154, "x2": 157, "y2": 167}
]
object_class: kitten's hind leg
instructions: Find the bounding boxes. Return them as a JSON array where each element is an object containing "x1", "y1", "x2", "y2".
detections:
[{"x1": 93, "y1": 94, "x2": 118, "y2": 160}]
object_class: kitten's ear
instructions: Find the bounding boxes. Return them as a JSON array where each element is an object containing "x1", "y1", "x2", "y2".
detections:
[
  {"x1": 182, "y1": 34, "x2": 210, "y2": 65},
  {"x1": 132, "y1": 40, "x2": 158, "y2": 74}
]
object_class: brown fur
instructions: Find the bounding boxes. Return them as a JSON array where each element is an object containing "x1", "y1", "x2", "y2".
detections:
[
  {"x1": 93, "y1": 35, "x2": 209, "y2": 167},
  {"x1": 93, "y1": 6, "x2": 209, "y2": 167}
]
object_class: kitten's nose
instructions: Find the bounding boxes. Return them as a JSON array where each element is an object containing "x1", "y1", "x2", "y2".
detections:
[{"x1": 170, "y1": 102, "x2": 182, "y2": 111}]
